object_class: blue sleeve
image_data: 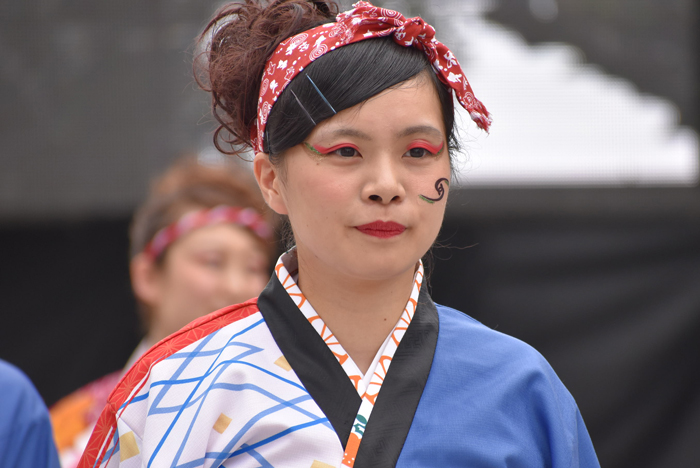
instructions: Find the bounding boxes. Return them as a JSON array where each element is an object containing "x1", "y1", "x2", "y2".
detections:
[
  {"x1": 398, "y1": 306, "x2": 600, "y2": 468},
  {"x1": 0, "y1": 360, "x2": 61, "y2": 468}
]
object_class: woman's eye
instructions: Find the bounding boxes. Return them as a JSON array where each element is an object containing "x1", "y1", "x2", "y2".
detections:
[
  {"x1": 406, "y1": 147, "x2": 430, "y2": 158},
  {"x1": 205, "y1": 259, "x2": 224, "y2": 269},
  {"x1": 333, "y1": 147, "x2": 358, "y2": 157},
  {"x1": 196, "y1": 254, "x2": 224, "y2": 269}
]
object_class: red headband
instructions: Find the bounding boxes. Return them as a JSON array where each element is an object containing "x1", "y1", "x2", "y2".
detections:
[
  {"x1": 253, "y1": 1, "x2": 491, "y2": 153},
  {"x1": 142, "y1": 205, "x2": 272, "y2": 260}
]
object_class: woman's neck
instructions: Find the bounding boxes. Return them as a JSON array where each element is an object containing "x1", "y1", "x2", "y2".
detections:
[{"x1": 292, "y1": 249, "x2": 417, "y2": 374}]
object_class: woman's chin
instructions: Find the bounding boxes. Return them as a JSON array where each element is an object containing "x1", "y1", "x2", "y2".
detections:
[{"x1": 340, "y1": 253, "x2": 421, "y2": 283}]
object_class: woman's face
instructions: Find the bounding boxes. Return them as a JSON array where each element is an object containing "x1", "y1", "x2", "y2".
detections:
[
  {"x1": 258, "y1": 73, "x2": 450, "y2": 283},
  {"x1": 145, "y1": 223, "x2": 269, "y2": 341}
]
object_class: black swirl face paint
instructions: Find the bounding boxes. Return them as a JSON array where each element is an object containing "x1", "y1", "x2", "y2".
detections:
[{"x1": 419, "y1": 178, "x2": 449, "y2": 204}]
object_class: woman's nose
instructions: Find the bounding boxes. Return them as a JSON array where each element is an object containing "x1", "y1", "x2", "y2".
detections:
[{"x1": 363, "y1": 159, "x2": 405, "y2": 204}]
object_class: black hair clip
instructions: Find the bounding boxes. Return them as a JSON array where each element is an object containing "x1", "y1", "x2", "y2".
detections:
[
  {"x1": 307, "y1": 75, "x2": 336, "y2": 115},
  {"x1": 263, "y1": 127, "x2": 270, "y2": 153},
  {"x1": 290, "y1": 89, "x2": 317, "y2": 126}
]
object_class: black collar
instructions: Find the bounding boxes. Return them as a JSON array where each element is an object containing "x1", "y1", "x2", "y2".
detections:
[{"x1": 257, "y1": 273, "x2": 439, "y2": 466}]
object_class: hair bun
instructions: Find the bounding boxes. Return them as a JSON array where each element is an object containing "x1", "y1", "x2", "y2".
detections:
[
  {"x1": 311, "y1": 0, "x2": 335, "y2": 16},
  {"x1": 195, "y1": 0, "x2": 339, "y2": 156}
]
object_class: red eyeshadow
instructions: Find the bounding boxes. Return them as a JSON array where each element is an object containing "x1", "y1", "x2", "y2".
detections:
[
  {"x1": 313, "y1": 143, "x2": 361, "y2": 154},
  {"x1": 407, "y1": 140, "x2": 444, "y2": 154}
]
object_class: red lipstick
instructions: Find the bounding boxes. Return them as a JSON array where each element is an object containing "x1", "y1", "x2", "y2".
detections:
[{"x1": 355, "y1": 221, "x2": 406, "y2": 238}]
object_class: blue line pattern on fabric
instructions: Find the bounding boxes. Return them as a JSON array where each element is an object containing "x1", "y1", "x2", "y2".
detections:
[{"x1": 97, "y1": 314, "x2": 338, "y2": 468}]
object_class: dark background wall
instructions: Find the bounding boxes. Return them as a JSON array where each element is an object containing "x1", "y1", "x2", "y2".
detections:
[
  {"x1": 0, "y1": 1, "x2": 698, "y2": 468},
  {"x1": 0, "y1": 0, "x2": 221, "y2": 218},
  {"x1": 0, "y1": 217, "x2": 139, "y2": 404}
]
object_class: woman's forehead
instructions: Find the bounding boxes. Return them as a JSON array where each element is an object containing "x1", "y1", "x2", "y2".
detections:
[{"x1": 308, "y1": 78, "x2": 446, "y2": 141}]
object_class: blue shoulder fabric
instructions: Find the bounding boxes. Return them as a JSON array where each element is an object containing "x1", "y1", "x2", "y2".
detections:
[
  {"x1": 0, "y1": 360, "x2": 61, "y2": 468},
  {"x1": 397, "y1": 305, "x2": 600, "y2": 468}
]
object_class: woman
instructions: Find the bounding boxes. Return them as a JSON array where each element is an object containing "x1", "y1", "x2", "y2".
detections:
[
  {"x1": 79, "y1": 1, "x2": 600, "y2": 467},
  {"x1": 52, "y1": 156, "x2": 275, "y2": 467}
]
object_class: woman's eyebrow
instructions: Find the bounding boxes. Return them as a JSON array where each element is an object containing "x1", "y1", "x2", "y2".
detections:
[
  {"x1": 319, "y1": 125, "x2": 442, "y2": 141},
  {"x1": 398, "y1": 125, "x2": 443, "y2": 139},
  {"x1": 323, "y1": 128, "x2": 373, "y2": 140}
]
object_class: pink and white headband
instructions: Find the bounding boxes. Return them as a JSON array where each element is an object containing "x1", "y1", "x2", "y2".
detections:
[
  {"x1": 252, "y1": 0, "x2": 491, "y2": 152},
  {"x1": 142, "y1": 205, "x2": 272, "y2": 260}
]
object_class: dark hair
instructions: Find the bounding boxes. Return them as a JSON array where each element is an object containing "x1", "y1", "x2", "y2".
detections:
[
  {"x1": 196, "y1": 0, "x2": 338, "y2": 155},
  {"x1": 196, "y1": 0, "x2": 458, "y2": 162}
]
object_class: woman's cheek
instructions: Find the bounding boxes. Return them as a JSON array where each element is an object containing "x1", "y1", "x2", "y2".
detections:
[
  {"x1": 298, "y1": 167, "x2": 353, "y2": 201},
  {"x1": 184, "y1": 264, "x2": 222, "y2": 299}
]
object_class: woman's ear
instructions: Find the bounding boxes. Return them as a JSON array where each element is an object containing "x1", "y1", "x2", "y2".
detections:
[
  {"x1": 253, "y1": 152, "x2": 289, "y2": 215},
  {"x1": 130, "y1": 253, "x2": 162, "y2": 309}
]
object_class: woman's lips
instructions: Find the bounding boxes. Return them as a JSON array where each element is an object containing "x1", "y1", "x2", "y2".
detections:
[{"x1": 355, "y1": 221, "x2": 406, "y2": 238}]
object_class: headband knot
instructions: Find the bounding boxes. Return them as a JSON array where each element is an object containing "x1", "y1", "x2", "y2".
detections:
[
  {"x1": 253, "y1": 1, "x2": 491, "y2": 153},
  {"x1": 395, "y1": 18, "x2": 435, "y2": 48}
]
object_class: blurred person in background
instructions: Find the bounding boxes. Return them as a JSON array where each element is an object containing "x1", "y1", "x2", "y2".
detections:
[
  {"x1": 50, "y1": 156, "x2": 277, "y2": 467},
  {"x1": 0, "y1": 359, "x2": 60, "y2": 468}
]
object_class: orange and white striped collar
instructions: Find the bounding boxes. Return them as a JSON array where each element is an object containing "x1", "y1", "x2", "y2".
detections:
[{"x1": 273, "y1": 250, "x2": 424, "y2": 396}]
